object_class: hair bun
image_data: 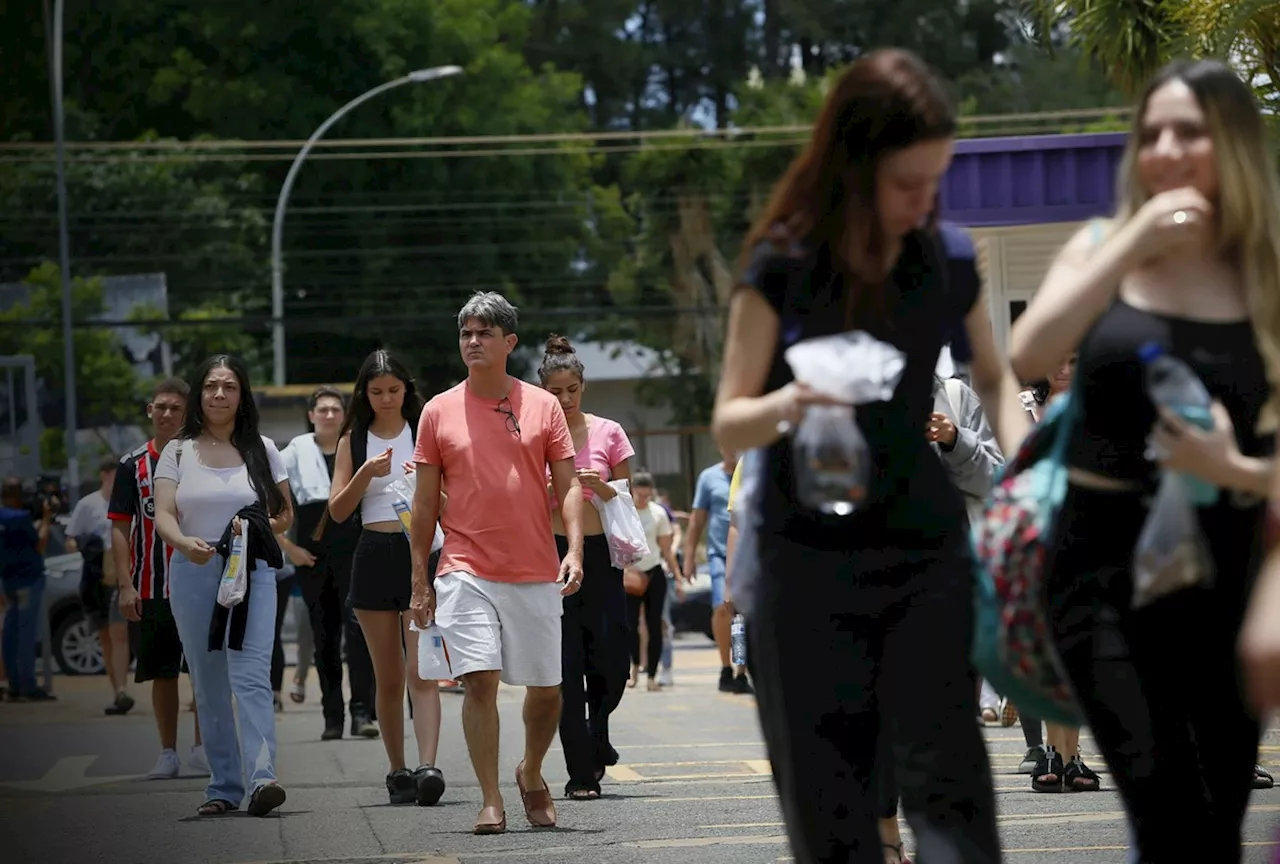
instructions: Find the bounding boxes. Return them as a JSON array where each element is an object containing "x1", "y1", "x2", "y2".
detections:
[{"x1": 544, "y1": 333, "x2": 575, "y2": 355}]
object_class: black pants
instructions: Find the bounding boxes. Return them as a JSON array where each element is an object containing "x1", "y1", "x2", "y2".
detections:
[
  {"x1": 271, "y1": 575, "x2": 297, "y2": 693},
  {"x1": 749, "y1": 535, "x2": 1000, "y2": 864},
  {"x1": 298, "y1": 547, "x2": 375, "y2": 725},
  {"x1": 1049, "y1": 485, "x2": 1262, "y2": 863},
  {"x1": 626, "y1": 565, "x2": 666, "y2": 678},
  {"x1": 557, "y1": 534, "x2": 630, "y2": 792},
  {"x1": 1020, "y1": 710, "x2": 1044, "y2": 748}
]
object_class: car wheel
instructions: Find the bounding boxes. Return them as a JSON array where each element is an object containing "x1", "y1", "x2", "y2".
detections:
[{"x1": 52, "y1": 610, "x2": 104, "y2": 676}]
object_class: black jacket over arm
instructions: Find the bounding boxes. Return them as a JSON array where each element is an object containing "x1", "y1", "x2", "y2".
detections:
[{"x1": 209, "y1": 503, "x2": 284, "y2": 652}]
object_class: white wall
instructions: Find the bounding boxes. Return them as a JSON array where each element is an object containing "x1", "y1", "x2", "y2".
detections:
[{"x1": 971, "y1": 222, "x2": 1083, "y2": 355}]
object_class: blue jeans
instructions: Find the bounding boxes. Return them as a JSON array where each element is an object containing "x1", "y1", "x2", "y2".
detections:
[
  {"x1": 169, "y1": 553, "x2": 278, "y2": 807},
  {"x1": 660, "y1": 575, "x2": 675, "y2": 671},
  {"x1": 2, "y1": 577, "x2": 45, "y2": 695}
]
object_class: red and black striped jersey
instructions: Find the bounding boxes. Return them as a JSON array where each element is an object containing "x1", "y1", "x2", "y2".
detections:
[{"x1": 107, "y1": 440, "x2": 173, "y2": 600}]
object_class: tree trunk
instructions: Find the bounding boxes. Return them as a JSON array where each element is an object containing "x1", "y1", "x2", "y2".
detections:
[{"x1": 763, "y1": 0, "x2": 782, "y2": 77}]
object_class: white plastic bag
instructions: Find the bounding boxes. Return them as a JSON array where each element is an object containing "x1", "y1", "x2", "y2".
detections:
[
  {"x1": 388, "y1": 472, "x2": 445, "y2": 554},
  {"x1": 410, "y1": 621, "x2": 454, "y2": 680},
  {"x1": 216, "y1": 517, "x2": 248, "y2": 609},
  {"x1": 728, "y1": 448, "x2": 764, "y2": 617},
  {"x1": 1132, "y1": 472, "x2": 1215, "y2": 608},
  {"x1": 590, "y1": 480, "x2": 650, "y2": 569},
  {"x1": 783, "y1": 331, "x2": 907, "y2": 515}
]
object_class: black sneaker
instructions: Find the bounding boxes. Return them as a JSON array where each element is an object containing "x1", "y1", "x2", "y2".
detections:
[
  {"x1": 24, "y1": 688, "x2": 56, "y2": 702},
  {"x1": 1018, "y1": 745, "x2": 1046, "y2": 774},
  {"x1": 386, "y1": 768, "x2": 416, "y2": 804},
  {"x1": 105, "y1": 691, "x2": 135, "y2": 716},
  {"x1": 320, "y1": 723, "x2": 343, "y2": 741},
  {"x1": 351, "y1": 715, "x2": 379, "y2": 739},
  {"x1": 732, "y1": 673, "x2": 754, "y2": 695},
  {"x1": 412, "y1": 765, "x2": 446, "y2": 806},
  {"x1": 718, "y1": 667, "x2": 735, "y2": 692}
]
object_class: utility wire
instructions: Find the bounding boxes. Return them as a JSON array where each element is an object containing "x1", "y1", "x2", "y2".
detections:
[{"x1": 0, "y1": 107, "x2": 1131, "y2": 152}]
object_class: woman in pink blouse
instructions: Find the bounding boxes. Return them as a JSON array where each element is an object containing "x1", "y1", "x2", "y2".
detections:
[{"x1": 540, "y1": 334, "x2": 635, "y2": 801}]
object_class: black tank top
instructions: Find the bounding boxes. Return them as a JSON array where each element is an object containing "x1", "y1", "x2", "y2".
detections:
[{"x1": 1067, "y1": 298, "x2": 1271, "y2": 485}]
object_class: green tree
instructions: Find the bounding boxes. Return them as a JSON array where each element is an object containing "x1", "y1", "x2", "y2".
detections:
[
  {"x1": 1020, "y1": 0, "x2": 1280, "y2": 101},
  {"x1": 0, "y1": 146, "x2": 267, "y2": 307},
  {"x1": 0, "y1": 263, "x2": 144, "y2": 465}
]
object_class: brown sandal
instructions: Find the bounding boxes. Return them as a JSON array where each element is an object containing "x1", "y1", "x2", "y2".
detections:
[
  {"x1": 473, "y1": 805, "x2": 507, "y2": 835},
  {"x1": 515, "y1": 761, "x2": 556, "y2": 828}
]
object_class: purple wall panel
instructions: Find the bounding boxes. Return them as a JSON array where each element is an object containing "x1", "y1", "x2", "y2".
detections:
[{"x1": 940, "y1": 132, "x2": 1127, "y2": 227}]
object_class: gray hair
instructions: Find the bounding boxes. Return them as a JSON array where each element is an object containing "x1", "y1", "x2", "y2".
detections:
[{"x1": 457, "y1": 291, "x2": 518, "y2": 335}]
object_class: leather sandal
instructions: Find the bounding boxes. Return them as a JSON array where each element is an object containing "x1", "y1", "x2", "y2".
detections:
[
  {"x1": 473, "y1": 805, "x2": 507, "y2": 835},
  {"x1": 515, "y1": 761, "x2": 557, "y2": 828}
]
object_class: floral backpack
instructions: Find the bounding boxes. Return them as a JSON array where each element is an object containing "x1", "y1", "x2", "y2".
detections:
[
  {"x1": 969, "y1": 221, "x2": 1107, "y2": 726},
  {"x1": 971, "y1": 387, "x2": 1083, "y2": 725}
]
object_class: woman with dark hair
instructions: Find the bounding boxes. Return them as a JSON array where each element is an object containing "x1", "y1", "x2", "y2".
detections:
[
  {"x1": 538, "y1": 334, "x2": 634, "y2": 800},
  {"x1": 277, "y1": 385, "x2": 379, "y2": 741},
  {"x1": 153, "y1": 355, "x2": 292, "y2": 817},
  {"x1": 711, "y1": 49, "x2": 1029, "y2": 862},
  {"x1": 1011, "y1": 59, "x2": 1280, "y2": 860},
  {"x1": 327, "y1": 350, "x2": 445, "y2": 807}
]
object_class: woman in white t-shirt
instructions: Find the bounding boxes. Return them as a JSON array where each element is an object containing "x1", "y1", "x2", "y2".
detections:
[
  {"x1": 154, "y1": 355, "x2": 293, "y2": 819},
  {"x1": 626, "y1": 472, "x2": 683, "y2": 691}
]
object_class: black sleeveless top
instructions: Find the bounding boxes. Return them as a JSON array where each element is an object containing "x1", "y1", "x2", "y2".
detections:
[
  {"x1": 741, "y1": 228, "x2": 979, "y2": 556},
  {"x1": 1067, "y1": 298, "x2": 1271, "y2": 486}
]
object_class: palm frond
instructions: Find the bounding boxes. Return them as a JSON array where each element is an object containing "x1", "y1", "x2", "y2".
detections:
[
  {"x1": 1066, "y1": 0, "x2": 1183, "y2": 96},
  {"x1": 1171, "y1": 0, "x2": 1280, "y2": 55}
]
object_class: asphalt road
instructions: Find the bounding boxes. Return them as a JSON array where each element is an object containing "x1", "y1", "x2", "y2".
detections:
[{"x1": 1, "y1": 639, "x2": 1277, "y2": 864}]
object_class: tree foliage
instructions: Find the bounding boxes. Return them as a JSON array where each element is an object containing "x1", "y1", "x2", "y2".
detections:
[
  {"x1": 2, "y1": 0, "x2": 1133, "y2": 432},
  {"x1": 0, "y1": 263, "x2": 143, "y2": 469}
]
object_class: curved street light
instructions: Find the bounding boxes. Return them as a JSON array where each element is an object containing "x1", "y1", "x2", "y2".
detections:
[{"x1": 270, "y1": 65, "x2": 463, "y2": 385}]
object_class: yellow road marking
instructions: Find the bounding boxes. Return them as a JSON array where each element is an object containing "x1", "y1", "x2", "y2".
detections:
[
  {"x1": 605, "y1": 764, "x2": 643, "y2": 782},
  {"x1": 622, "y1": 759, "x2": 765, "y2": 767},
  {"x1": 744, "y1": 759, "x2": 772, "y2": 774}
]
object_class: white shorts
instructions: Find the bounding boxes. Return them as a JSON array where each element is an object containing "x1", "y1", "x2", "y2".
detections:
[{"x1": 434, "y1": 570, "x2": 563, "y2": 687}]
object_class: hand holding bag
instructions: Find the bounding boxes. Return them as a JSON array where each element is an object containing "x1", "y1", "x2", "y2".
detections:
[
  {"x1": 590, "y1": 480, "x2": 650, "y2": 569},
  {"x1": 217, "y1": 517, "x2": 249, "y2": 609}
]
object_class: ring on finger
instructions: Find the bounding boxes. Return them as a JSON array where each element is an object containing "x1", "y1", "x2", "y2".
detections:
[{"x1": 1173, "y1": 210, "x2": 1187, "y2": 224}]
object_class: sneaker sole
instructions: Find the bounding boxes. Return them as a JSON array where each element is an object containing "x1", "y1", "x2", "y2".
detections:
[
  {"x1": 416, "y1": 773, "x2": 446, "y2": 806},
  {"x1": 248, "y1": 784, "x2": 286, "y2": 816}
]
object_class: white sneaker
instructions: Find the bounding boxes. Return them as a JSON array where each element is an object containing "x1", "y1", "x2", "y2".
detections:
[
  {"x1": 145, "y1": 749, "x2": 181, "y2": 780},
  {"x1": 657, "y1": 668, "x2": 673, "y2": 687},
  {"x1": 188, "y1": 745, "x2": 210, "y2": 775}
]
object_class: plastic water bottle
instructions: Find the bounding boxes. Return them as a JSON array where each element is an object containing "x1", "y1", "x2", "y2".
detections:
[
  {"x1": 1138, "y1": 341, "x2": 1219, "y2": 505},
  {"x1": 730, "y1": 614, "x2": 747, "y2": 666}
]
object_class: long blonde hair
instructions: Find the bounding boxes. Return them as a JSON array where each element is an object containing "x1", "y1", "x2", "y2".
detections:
[{"x1": 1112, "y1": 59, "x2": 1280, "y2": 426}]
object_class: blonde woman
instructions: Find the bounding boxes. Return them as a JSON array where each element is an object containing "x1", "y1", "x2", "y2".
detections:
[{"x1": 1011, "y1": 59, "x2": 1280, "y2": 861}]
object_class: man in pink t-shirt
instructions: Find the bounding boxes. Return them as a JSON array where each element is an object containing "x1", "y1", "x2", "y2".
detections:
[{"x1": 408, "y1": 291, "x2": 584, "y2": 836}]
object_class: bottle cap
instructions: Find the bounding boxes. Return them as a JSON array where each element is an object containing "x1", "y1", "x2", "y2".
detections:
[{"x1": 1137, "y1": 341, "x2": 1165, "y2": 364}]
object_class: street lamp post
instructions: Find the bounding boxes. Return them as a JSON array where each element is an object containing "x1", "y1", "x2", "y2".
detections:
[
  {"x1": 44, "y1": 0, "x2": 79, "y2": 503},
  {"x1": 270, "y1": 66, "x2": 463, "y2": 386}
]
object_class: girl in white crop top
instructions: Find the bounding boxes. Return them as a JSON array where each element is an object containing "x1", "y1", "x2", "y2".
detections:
[
  {"x1": 359, "y1": 423, "x2": 416, "y2": 524},
  {"x1": 324, "y1": 349, "x2": 447, "y2": 807}
]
